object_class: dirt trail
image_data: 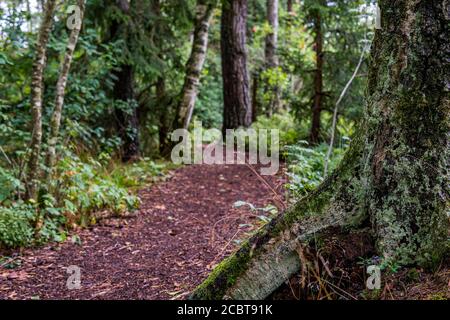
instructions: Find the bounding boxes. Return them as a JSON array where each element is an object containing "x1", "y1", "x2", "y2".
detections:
[{"x1": 0, "y1": 164, "x2": 285, "y2": 300}]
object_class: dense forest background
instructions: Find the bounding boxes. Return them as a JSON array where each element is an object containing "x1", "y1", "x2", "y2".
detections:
[
  {"x1": 1, "y1": 0, "x2": 449, "y2": 302},
  {"x1": 0, "y1": 0, "x2": 377, "y2": 248}
]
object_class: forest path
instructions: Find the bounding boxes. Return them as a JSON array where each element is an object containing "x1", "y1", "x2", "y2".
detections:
[{"x1": 0, "y1": 163, "x2": 285, "y2": 300}]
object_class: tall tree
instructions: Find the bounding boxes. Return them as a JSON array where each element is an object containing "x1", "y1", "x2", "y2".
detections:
[
  {"x1": 287, "y1": 0, "x2": 293, "y2": 13},
  {"x1": 46, "y1": 0, "x2": 86, "y2": 179},
  {"x1": 174, "y1": 0, "x2": 216, "y2": 130},
  {"x1": 221, "y1": 0, "x2": 252, "y2": 134},
  {"x1": 192, "y1": 0, "x2": 449, "y2": 299},
  {"x1": 309, "y1": 1, "x2": 324, "y2": 144},
  {"x1": 111, "y1": 0, "x2": 140, "y2": 162},
  {"x1": 264, "y1": 0, "x2": 280, "y2": 115},
  {"x1": 27, "y1": 0, "x2": 57, "y2": 200}
]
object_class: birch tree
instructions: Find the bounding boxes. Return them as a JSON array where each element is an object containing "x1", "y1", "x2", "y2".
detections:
[
  {"x1": 174, "y1": 0, "x2": 216, "y2": 130},
  {"x1": 27, "y1": 0, "x2": 57, "y2": 200},
  {"x1": 46, "y1": 0, "x2": 86, "y2": 179}
]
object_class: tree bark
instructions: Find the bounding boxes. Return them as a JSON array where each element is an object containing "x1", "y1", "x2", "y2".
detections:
[
  {"x1": 191, "y1": 0, "x2": 449, "y2": 300},
  {"x1": 27, "y1": 0, "x2": 57, "y2": 200},
  {"x1": 46, "y1": 0, "x2": 86, "y2": 179},
  {"x1": 111, "y1": 0, "x2": 140, "y2": 162},
  {"x1": 264, "y1": 0, "x2": 280, "y2": 115},
  {"x1": 174, "y1": 0, "x2": 216, "y2": 130},
  {"x1": 157, "y1": 77, "x2": 171, "y2": 155},
  {"x1": 221, "y1": 0, "x2": 252, "y2": 134},
  {"x1": 113, "y1": 64, "x2": 140, "y2": 162},
  {"x1": 309, "y1": 5, "x2": 324, "y2": 145},
  {"x1": 287, "y1": 0, "x2": 293, "y2": 13}
]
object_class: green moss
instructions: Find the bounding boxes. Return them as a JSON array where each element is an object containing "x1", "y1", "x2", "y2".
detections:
[{"x1": 191, "y1": 240, "x2": 254, "y2": 300}]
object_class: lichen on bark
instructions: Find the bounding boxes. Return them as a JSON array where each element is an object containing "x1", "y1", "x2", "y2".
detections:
[{"x1": 361, "y1": 0, "x2": 449, "y2": 268}]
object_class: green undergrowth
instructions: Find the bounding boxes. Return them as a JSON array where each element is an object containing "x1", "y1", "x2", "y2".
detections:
[{"x1": 0, "y1": 154, "x2": 175, "y2": 249}]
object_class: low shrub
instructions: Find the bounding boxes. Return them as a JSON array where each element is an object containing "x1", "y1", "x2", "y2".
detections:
[{"x1": 0, "y1": 206, "x2": 34, "y2": 248}]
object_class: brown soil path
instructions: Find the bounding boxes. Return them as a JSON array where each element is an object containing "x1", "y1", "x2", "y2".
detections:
[{"x1": 0, "y1": 163, "x2": 285, "y2": 300}]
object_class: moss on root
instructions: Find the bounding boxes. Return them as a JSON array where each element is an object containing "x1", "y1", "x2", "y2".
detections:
[{"x1": 190, "y1": 241, "x2": 253, "y2": 300}]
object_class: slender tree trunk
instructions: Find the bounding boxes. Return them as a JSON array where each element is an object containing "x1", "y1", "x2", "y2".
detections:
[
  {"x1": 27, "y1": 0, "x2": 57, "y2": 200},
  {"x1": 287, "y1": 0, "x2": 293, "y2": 13},
  {"x1": 191, "y1": 0, "x2": 449, "y2": 300},
  {"x1": 175, "y1": 0, "x2": 216, "y2": 130},
  {"x1": 26, "y1": 0, "x2": 33, "y2": 32},
  {"x1": 221, "y1": 0, "x2": 252, "y2": 134},
  {"x1": 111, "y1": 0, "x2": 140, "y2": 162},
  {"x1": 46, "y1": 0, "x2": 86, "y2": 179},
  {"x1": 264, "y1": 0, "x2": 280, "y2": 115},
  {"x1": 157, "y1": 77, "x2": 171, "y2": 155},
  {"x1": 251, "y1": 71, "x2": 259, "y2": 123},
  {"x1": 323, "y1": 46, "x2": 367, "y2": 177},
  {"x1": 309, "y1": 6, "x2": 324, "y2": 145}
]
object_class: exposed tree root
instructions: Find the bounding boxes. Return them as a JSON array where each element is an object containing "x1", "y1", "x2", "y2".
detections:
[{"x1": 191, "y1": 138, "x2": 368, "y2": 299}]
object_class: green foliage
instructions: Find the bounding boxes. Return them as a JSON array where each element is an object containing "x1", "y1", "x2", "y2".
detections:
[
  {"x1": 0, "y1": 206, "x2": 34, "y2": 249},
  {"x1": 285, "y1": 142, "x2": 346, "y2": 197},
  {"x1": 0, "y1": 0, "x2": 375, "y2": 252},
  {"x1": 54, "y1": 152, "x2": 140, "y2": 216},
  {"x1": 109, "y1": 158, "x2": 170, "y2": 189},
  {"x1": 0, "y1": 167, "x2": 24, "y2": 204},
  {"x1": 252, "y1": 111, "x2": 301, "y2": 148},
  {"x1": 0, "y1": 150, "x2": 174, "y2": 248},
  {"x1": 194, "y1": 51, "x2": 223, "y2": 128},
  {"x1": 282, "y1": 1, "x2": 373, "y2": 133}
]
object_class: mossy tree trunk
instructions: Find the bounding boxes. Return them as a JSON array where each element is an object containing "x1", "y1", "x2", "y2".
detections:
[{"x1": 191, "y1": 0, "x2": 449, "y2": 300}]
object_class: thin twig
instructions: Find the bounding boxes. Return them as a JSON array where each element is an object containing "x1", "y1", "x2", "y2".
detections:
[
  {"x1": 323, "y1": 45, "x2": 369, "y2": 177},
  {"x1": 245, "y1": 163, "x2": 286, "y2": 210}
]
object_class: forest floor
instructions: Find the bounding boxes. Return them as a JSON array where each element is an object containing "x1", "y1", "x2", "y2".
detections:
[
  {"x1": 0, "y1": 162, "x2": 448, "y2": 300},
  {"x1": 0, "y1": 163, "x2": 286, "y2": 300}
]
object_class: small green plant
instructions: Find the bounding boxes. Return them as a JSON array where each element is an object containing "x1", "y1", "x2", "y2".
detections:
[
  {"x1": 55, "y1": 153, "x2": 140, "y2": 218},
  {"x1": 0, "y1": 206, "x2": 34, "y2": 248},
  {"x1": 428, "y1": 292, "x2": 447, "y2": 300},
  {"x1": 234, "y1": 201, "x2": 279, "y2": 224},
  {"x1": 252, "y1": 111, "x2": 301, "y2": 148},
  {"x1": 284, "y1": 142, "x2": 346, "y2": 198},
  {"x1": 405, "y1": 268, "x2": 420, "y2": 283},
  {"x1": 0, "y1": 256, "x2": 22, "y2": 269},
  {"x1": 0, "y1": 166, "x2": 24, "y2": 204}
]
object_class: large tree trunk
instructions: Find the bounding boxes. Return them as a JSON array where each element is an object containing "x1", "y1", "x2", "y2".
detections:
[
  {"x1": 191, "y1": 0, "x2": 449, "y2": 300},
  {"x1": 309, "y1": 5, "x2": 324, "y2": 145},
  {"x1": 27, "y1": 0, "x2": 57, "y2": 200},
  {"x1": 174, "y1": 0, "x2": 215, "y2": 130},
  {"x1": 111, "y1": 0, "x2": 140, "y2": 162},
  {"x1": 264, "y1": 0, "x2": 280, "y2": 115},
  {"x1": 221, "y1": 0, "x2": 252, "y2": 134},
  {"x1": 46, "y1": 0, "x2": 86, "y2": 179}
]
